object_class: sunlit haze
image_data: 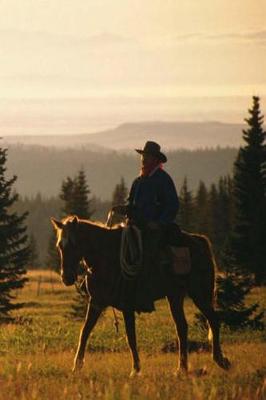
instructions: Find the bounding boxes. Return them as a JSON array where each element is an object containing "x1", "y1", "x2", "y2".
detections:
[{"x1": 0, "y1": 0, "x2": 265, "y2": 135}]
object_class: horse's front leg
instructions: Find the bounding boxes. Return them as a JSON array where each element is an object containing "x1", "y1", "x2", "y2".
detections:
[
  {"x1": 123, "y1": 310, "x2": 141, "y2": 377},
  {"x1": 167, "y1": 292, "x2": 188, "y2": 373},
  {"x1": 73, "y1": 301, "x2": 103, "y2": 372}
]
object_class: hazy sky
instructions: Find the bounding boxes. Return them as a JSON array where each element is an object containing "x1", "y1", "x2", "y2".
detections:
[{"x1": 0, "y1": 1, "x2": 265, "y2": 133}]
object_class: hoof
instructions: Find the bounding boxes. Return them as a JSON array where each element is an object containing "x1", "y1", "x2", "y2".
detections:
[
  {"x1": 214, "y1": 356, "x2": 231, "y2": 370},
  {"x1": 129, "y1": 369, "x2": 141, "y2": 378},
  {"x1": 72, "y1": 359, "x2": 84, "y2": 373},
  {"x1": 193, "y1": 367, "x2": 208, "y2": 377},
  {"x1": 173, "y1": 368, "x2": 188, "y2": 377}
]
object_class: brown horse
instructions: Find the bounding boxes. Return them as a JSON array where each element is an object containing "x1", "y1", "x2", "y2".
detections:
[{"x1": 51, "y1": 215, "x2": 230, "y2": 375}]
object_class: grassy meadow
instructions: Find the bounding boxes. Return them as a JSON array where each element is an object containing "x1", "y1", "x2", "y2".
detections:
[{"x1": 0, "y1": 270, "x2": 265, "y2": 400}]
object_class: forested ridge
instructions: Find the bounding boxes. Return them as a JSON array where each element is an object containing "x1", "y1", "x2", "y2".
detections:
[{"x1": 7, "y1": 145, "x2": 237, "y2": 199}]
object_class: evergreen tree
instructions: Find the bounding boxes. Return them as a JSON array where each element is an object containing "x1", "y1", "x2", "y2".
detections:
[
  {"x1": 230, "y1": 96, "x2": 266, "y2": 284},
  {"x1": 215, "y1": 176, "x2": 234, "y2": 259},
  {"x1": 207, "y1": 183, "x2": 220, "y2": 248},
  {"x1": 28, "y1": 233, "x2": 40, "y2": 269},
  {"x1": 195, "y1": 250, "x2": 264, "y2": 331},
  {"x1": 60, "y1": 168, "x2": 93, "y2": 219},
  {"x1": 215, "y1": 273, "x2": 264, "y2": 330},
  {"x1": 194, "y1": 180, "x2": 209, "y2": 234},
  {"x1": 60, "y1": 177, "x2": 75, "y2": 215},
  {"x1": 178, "y1": 177, "x2": 195, "y2": 231},
  {"x1": 0, "y1": 147, "x2": 29, "y2": 321},
  {"x1": 72, "y1": 169, "x2": 93, "y2": 219},
  {"x1": 111, "y1": 177, "x2": 128, "y2": 224},
  {"x1": 112, "y1": 176, "x2": 128, "y2": 207}
]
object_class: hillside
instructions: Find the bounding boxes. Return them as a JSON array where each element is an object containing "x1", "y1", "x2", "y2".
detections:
[
  {"x1": 82, "y1": 121, "x2": 245, "y2": 150},
  {"x1": 2, "y1": 121, "x2": 245, "y2": 150}
]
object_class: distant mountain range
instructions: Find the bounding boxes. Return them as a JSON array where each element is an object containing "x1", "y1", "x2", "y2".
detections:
[{"x1": 2, "y1": 121, "x2": 245, "y2": 150}]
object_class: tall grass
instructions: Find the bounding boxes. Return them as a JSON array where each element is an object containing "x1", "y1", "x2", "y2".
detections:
[{"x1": 0, "y1": 270, "x2": 265, "y2": 399}]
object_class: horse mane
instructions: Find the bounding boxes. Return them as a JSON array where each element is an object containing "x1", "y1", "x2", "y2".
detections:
[{"x1": 63, "y1": 215, "x2": 122, "y2": 231}]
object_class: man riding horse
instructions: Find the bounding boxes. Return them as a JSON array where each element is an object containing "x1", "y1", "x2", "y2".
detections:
[
  {"x1": 51, "y1": 142, "x2": 231, "y2": 373},
  {"x1": 113, "y1": 140, "x2": 180, "y2": 312}
]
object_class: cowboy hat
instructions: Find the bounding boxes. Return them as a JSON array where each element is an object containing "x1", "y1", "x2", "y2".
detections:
[{"x1": 135, "y1": 141, "x2": 167, "y2": 163}]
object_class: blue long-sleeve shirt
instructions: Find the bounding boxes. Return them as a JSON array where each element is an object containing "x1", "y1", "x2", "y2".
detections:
[{"x1": 127, "y1": 168, "x2": 179, "y2": 226}]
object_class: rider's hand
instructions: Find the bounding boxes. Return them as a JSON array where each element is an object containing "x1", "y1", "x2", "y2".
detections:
[{"x1": 112, "y1": 205, "x2": 127, "y2": 215}]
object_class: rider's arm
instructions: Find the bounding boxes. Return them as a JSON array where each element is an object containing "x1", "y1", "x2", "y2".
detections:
[{"x1": 158, "y1": 173, "x2": 179, "y2": 224}]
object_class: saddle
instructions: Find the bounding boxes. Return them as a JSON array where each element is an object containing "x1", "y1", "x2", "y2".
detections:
[{"x1": 163, "y1": 223, "x2": 191, "y2": 275}]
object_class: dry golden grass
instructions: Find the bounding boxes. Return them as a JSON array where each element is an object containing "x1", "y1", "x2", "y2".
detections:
[{"x1": 0, "y1": 270, "x2": 265, "y2": 399}]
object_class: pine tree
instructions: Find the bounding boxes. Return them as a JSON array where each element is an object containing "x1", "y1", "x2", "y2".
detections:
[
  {"x1": 72, "y1": 169, "x2": 93, "y2": 219},
  {"x1": 28, "y1": 233, "x2": 40, "y2": 269},
  {"x1": 111, "y1": 177, "x2": 128, "y2": 224},
  {"x1": 215, "y1": 272, "x2": 264, "y2": 330},
  {"x1": 195, "y1": 98, "x2": 266, "y2": 330},
  {"x1": 215, "y1": 176, "x2": 234, "y2": 259},
  {"x1": 60, "y1": 177, "x2": 75, "y2": 215},
  {"x1": 207, "y1": 183, "x2": 220, "y2": 249},
  {"x1": 112, "y1": 177, "x2": 128, "y2": 207},
  {"x1": 194, "y1": 180, "x2": 209, "y2": 234},
  {"x1": 60, "y1": 169, "x2": 93, "y2": 219},
  {"x1": 230, "y1": 96, "x2": 266, "y2": 284},
  {"x1": 0, "y1": 147, "x2": 29, "y2": 321},
  {"x1": 195, "y1": 247, "x2": 264, "y2": 331},
  {"x1": 178, "y1": 177, "x2": 195, "y2": 231},
  {"x1": 195, "y1": 276, "x2": 264, "y2": 331}
]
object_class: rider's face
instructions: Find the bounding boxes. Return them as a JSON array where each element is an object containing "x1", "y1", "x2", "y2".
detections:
[{"x1": 141, "y1": 153, "x2": 158, "y2": 168}]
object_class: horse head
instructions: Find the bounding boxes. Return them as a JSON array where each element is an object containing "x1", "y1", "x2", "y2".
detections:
[{"x1": 51, "y1": 216, "x2": 82, "y2": 286}]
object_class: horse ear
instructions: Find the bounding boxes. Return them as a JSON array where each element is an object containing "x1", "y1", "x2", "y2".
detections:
[
  {"x1": 51, "y1": 217, "x2": 63, "y2": 230},
  {"x1": 72, "y1": 216, "x2": 78, "y2": 226}
]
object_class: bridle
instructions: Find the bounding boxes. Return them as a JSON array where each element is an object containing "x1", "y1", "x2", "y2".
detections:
[{"x1": 74, "y1": 259, "x2": 91, "y2": 298}]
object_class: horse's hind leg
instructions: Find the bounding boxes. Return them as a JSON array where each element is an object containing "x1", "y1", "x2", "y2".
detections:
[
  {"x1": 123, "y1": 311, "x2": 140, "y2": 377},
  {"x1": 192, "y1": 297, "x2": 230, "y2": 370},
  {"x1": 73, "y1": 301, "x2": 103, "y2": 372},
  {"x1": 167, "y1": 292, "x2": 188, "y2": 372}
]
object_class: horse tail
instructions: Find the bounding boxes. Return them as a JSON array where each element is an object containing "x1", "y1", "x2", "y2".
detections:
[{"x1": 202, "y1": 235, "x2": 217, "y2": 306}]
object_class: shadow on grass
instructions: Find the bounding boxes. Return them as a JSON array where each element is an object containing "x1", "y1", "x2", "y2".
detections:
[{"x1": 162, "y1": 340, "x2": 211, "y2": 353}]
